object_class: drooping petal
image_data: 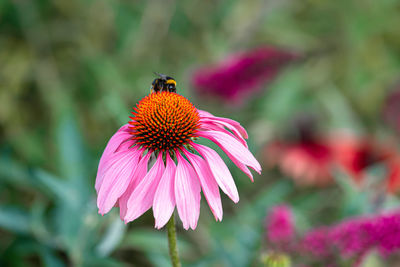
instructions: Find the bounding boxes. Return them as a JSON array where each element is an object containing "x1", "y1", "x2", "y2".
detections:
[
  {"x1": 118, "y1": 152, "x2": 151, "y2": 220},
  {"x1": 183, "y1": 149, "x2": 223, "y2": 221},
  {"x1": 200, "y1": 120, "x2": 248, "y2": 148},
  {"x1": 124, "y1": 153, "x2": 165, "y2": 223},
  {"x1": 200, "y1": 118, "x2": 244, "y2": 140},
  {"x1": 198, "y1": 109, "x2": 248, "y2": 139},
  {"x1": 224, "y1": 149, "x2": 254, "y2": 181},
  {"x1": 95, "y1": 124, "x2": 133, "y2": 192},
  {"x1": 191, "y1": 143, "x2": 239, "y2": 203},
  {"x1": 198, "y1": 130, "x2": 261, "y2": 174},
  {"x1": 97, "y1": 147, "x2": 142, "y2": 215},
  {"x1": 153, "y1": 153, "x2": 177, "y2": 229},
  {"x1": 175, "y1": 152, "x2": 201, "y2": 230}
]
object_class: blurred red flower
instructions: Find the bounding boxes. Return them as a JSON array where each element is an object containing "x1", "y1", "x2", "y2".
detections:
[
  {"x1": 387, "y1": 157, "x2": 400, "y2": 193},
  {"x1": 191, "y1": 46, "x2": 298, "y2": 105},
  {"x1": 265, "y1": 113, "x2": 400, "y2": 192},
  {"x1": 333, "y1": 136, "x2": 400, "y2": 193},
  {"x1": 265, "y1": 116, "x2": 335, "y2": 186},
  {"x1": 267, "y1": 139, "x2": 334, "y2": 186}
]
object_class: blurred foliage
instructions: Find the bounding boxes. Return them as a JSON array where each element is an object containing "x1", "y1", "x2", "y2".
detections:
[{"x1": 1, "y1": 0, "x2": 400, "y2": 266}]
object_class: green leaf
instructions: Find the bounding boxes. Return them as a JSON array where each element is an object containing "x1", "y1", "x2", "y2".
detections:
[
  {"x1": 37, "y1": 246, "x2": 65, "y2": 267},
  {"x1": 0, "y1": 205, "x2": 30, "y2": 234},
  {"x1": 333, "y1": 169, "x2": 370, "y2": 217},
  {"x1": 0, "y1": 155, "x2": 33, "y2": 188},
  {"x1": 83, "y1": 256, "x2": 124, "y2": 267},
  {"x1": 56, "y1": 114, "x2": 88, "y2": 183},
  {"x1": 257, "y1": 68, "x2": 307, "y2": 123},
  {"x1": 96, "y1": 217, "x2": 126, "y2": 257},
  {"x1": 317, "y1": 85, "x2": 364, "y2": 132},
  {"x1": 33, "y1": 169, "x2": 76, "y2": 204}
]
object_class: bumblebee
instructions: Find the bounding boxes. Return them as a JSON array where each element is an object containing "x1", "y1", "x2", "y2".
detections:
[{"x1": 151, "y1": 72, "x2": 176, "y2": 93}]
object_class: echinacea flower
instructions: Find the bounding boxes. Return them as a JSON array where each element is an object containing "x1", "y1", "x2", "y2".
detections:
[
  {"x1": 191, "y1": 46, "x2": 298, "y2": 104},
  {"x1": 95, "y1": 90, "x2": 261, "y2": 230}
]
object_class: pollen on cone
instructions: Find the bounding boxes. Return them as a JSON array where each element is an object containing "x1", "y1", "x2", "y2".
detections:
[{"x1": 129, "y1": 91, "x2": 200, "y2": 151}]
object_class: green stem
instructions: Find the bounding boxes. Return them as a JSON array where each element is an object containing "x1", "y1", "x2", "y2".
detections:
[{"x1": 167, "y1": 214, "x2": 181, "y2": 267}]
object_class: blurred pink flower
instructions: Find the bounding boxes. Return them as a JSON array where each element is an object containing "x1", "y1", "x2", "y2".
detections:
[
  {"x1": 300, "y1": 211, "x2": 400, "y2": 263},
  {"x1": 265, "y1": 205, "x2": 295, "y2": 251},
  {"x1": 191, "y1": 46, "x2": 298, "y2": 104},
  {"x1": 95, "y1": 91, "x2": 261, "y2": 230},
  {"x1": 383, "y1": 87, "x2": 400, "y2": 133}
]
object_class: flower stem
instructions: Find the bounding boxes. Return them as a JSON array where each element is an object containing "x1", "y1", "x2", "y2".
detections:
[{"x1": 167, "y1": 214, "x2": 181, "y2": 267}]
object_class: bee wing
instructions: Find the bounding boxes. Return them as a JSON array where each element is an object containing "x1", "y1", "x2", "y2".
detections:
[{"x1": 154, "y1": 72, "x2": 168, "y2": 80}]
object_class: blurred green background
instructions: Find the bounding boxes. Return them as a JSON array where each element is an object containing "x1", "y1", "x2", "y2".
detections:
[{"x1": 1, "y1": 0, "x2": 400, "y2": 266}]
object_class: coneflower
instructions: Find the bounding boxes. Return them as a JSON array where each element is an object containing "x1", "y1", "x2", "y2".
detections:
[{"x1": 96, "y1": 81, "x2": 261, "y2": 230}]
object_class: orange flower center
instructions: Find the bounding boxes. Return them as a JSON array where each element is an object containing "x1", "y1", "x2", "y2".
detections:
[{"x1": 129, "y1": 92, "x2": 200, "y2": 151}]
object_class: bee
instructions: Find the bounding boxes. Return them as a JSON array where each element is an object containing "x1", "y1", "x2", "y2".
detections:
[{"x1": 151, "y1": 72, "x2": 177, "y2": 93}]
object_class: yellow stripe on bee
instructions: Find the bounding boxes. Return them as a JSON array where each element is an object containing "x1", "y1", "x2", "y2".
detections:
[{"x1": 166, "y1": 79, "x2": 176, "y2": 86}]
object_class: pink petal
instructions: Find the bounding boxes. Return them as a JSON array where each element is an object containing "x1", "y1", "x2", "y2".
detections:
[
  {"x1": 175, "y1": 152, "x2": 201, "y2": 230},
  {"x1": 198, "y1": 109, "x2": 248, "y2": 139},
  {"x1": 225, "y1": 149, "x2": 254, "y2": 181},
  {"x1": 198, "y1": 131, "x2": 254, "y2": 182},
  {"x1": 200, "y1": 116, "x2": 247, "y2": 141},
  {"x1": 97, "y1": 147, "x2": 142, "y2": 215},
  {"x1": 191, "y1": 143, "x2": 239, "y2": 203},
  {"x1": 118, "y1": 151, "x2": 151, "y2": 220},
  {"x1": 198, "y1": 130, "x2": 261, "y2": 174},
  {"x1": 197, "y1": 109, "x2": 214, "y2": 117},
  {"x1": 124, "y1": 153, "x2": 165, "y2": 223},
  {"x1": 200, "y1": 120, "x2": 248, "y2": 148},
  {"x1": 95, "y1": 124, "x2": 133, "y2": 192},
  {"x1": 183, "y1": 149, "x2": 223, "y2": 221},
  {"x1": 153, "y1": 153, "x2": 176, "y2": 229}
]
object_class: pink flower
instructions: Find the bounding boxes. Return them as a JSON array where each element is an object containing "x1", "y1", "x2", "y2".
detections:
[
  {"x1": 265, "y1": 205, "x2": 295, "y2": 251},
  {"x1": 191, "y1": 46, "x2": 298, "y2": 104},
  {"x1": 95, "y1": 91, "x2": 261, "y2": 230},
  {"x1": 264, "y1": 205, "x2": 400, "y2": 265},
  {"x1": 300, "y1": 211, "x2": 400, "y2": 263}
]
